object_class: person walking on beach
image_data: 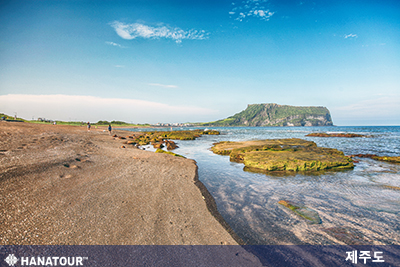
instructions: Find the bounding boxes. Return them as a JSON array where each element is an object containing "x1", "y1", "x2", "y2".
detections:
[
  {"x1": 87, "y1": 122, "x2": 91, "y2": 131},
  {"x1": 108, "y1": 124, "x2": 112, "y2": 135}
]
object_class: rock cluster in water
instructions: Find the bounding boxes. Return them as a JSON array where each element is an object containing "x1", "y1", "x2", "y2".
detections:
[
  {"x1": 211, "y1": 138, "x2": 354, "y2": 172},
  {"x1": 350, "y1": 154, "x2": 400, "y2": 164},
  {"x1": 306, "y1": 132, "x2": 367, "y2": 138},
  {"x1": 115, "y1": 129, "x2": 219, "y2": 149}
]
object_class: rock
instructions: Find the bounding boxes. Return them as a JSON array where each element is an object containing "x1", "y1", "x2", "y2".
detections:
[
  {"x1": 278, "y1": 200, "x2": 321, "y2": 224},
  {"x1": 112, "y1": 134, "x2": 118, "y2": 137},
  {"x1": 153, "y1": 143, "x2": 164, "y2": 149},
  {"x1": 118, "y1": 136, "x2": 126, "y2": 140},
  {"x1": 350, "y1": 154, "x2": 400, "y2": 164},
  {"x1": 306, "y1": 133, "x2": 366, "y2": 138},
  {"x1": 127, "y1": 140, "x2": 136, "y2": 145},
  {"x1": 371, "y1": 156, "x2": 400, "y2": 163},
  {"x1": 121, "y1": 146, "x2": 125, "y2": 148},
  {"x1": 212, "y1": 138, "x2": 354, "y2": 172},
  {"x1": 155, "y1": 148, "x2": 186, "y2": 158},
  {"x1": 165, "y1": 140, "x2": 179, "y2": 150},
  {"x1": 380, "y1": 185, "x2": 400, "y2": 191}
]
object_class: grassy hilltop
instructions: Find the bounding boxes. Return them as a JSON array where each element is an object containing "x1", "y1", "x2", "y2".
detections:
[{"x1": 201, "y1": 103, "x2": 333, "y2": 127}]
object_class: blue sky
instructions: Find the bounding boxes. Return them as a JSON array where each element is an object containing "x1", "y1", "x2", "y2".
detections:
[{"x1": 0, "y1": 0, "x2": 399, "y2": 125}]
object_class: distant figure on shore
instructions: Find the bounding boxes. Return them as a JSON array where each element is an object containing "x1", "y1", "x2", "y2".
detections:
[
  {"x1": 108, "y1": 124, "x2": 112, "y2": 135},
  {"x1": 87, "y1": 122, "x2": 91, "y2": 131}
]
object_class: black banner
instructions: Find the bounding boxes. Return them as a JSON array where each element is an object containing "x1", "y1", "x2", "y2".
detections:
[{"x1": 1, "y1": 245, "x2": 399, "y2": 267}]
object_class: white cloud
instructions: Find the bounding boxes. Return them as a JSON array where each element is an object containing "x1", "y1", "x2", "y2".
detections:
[
  {"x1": 0, "y1": 94, "x2": 217, "y2": 123},
  {"x1": 230, "y1": 0, "x2": 274, "y2": 21},
  {"x1": 148, "y1": 83, "x2": 178, "y2": 89},
  {"x1": 331, "y1": 96, "x2": 400, "y2": 125},
  {"x1": 105, "y1": 41, "x2": 125, "y2": 48},
  {"x1": 110, "y1": 21, "x2": 208, "y2": 43},
  {"x1": 334, "y1": 97, "x2": 399, "y2": 114},
  {"x1": 344, "y1": 34, "x2": 358, "y2": 39}
]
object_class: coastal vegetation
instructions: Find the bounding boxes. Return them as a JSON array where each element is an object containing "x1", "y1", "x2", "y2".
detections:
[
  {"x1": 0, "y1": 113, "x2": 150, "y2": 126},
  {"x1": 200, "y1": 103, "x2": 333, "y2": 127},
  {"x1": 211, "y1": 138, "x2": 354, "y2": 172},
  {"x1": 0, "y1": 113, "x2": 25, "y2": 122}
]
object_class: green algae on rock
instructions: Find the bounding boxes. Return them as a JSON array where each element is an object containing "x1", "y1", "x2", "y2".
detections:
[
  {"x1": 278, "y1": 200, "x2": 322, "y2": 224},
  {"x1": 372, "y1": 156, "x2": 400, "y2": 163},
  {"x1": 130, "y1": 129, "x2": 220, "y2": 149},
  {"x1": 155, "y1": 148, "x2": 186, "y2": 158},
  {"x1": 306, "y1": 132, "x2": 367, "y2": 138},
  {"x1": 211, "y1": 138, "x2": 354, "y2": 172},
  {"x1": 350, "y1": 154, "x2": 400, "y2": 164}
]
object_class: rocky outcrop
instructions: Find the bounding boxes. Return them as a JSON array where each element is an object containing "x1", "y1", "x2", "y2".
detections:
[
  {"x1": 202, "y1": 103, "x2": 333, "y2": 127},
  {"x1": 165, "y1": 140, "x2": 178, "y2": 150},
  {"x1": 350, "y1": 154, "x2": 400, "y2": 163},
  {"x1": 126, "y1": 130, "x2": 220, "y2": 150},
  {"x1": 306, "y1": 133, "x2": 367, "y2": 138},
  {"x1": 211, "y1": 138, "x2": 354, "y2": 172}
]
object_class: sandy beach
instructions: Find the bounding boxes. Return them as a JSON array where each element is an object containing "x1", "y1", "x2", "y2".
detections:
[{"x1": 0, "y1": 122, "x2": 243, "y2": 246}]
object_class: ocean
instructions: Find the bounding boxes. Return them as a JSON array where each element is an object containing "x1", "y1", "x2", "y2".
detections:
[{"x1": 125, "y1": 126, "x2": 400, "y2": 245}]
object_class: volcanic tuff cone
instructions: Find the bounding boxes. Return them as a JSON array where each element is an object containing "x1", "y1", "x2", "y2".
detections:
[{"x1": 203, "y1": 103, "x2": 333, "y2": 127}]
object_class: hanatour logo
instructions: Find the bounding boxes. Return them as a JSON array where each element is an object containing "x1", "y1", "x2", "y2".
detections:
[
  {"x1": 4, "y1": 254, "x2": 18, "y2": 266},
  {"x1": 4, "y1": 254, "x2": 88, "y2": 266}
]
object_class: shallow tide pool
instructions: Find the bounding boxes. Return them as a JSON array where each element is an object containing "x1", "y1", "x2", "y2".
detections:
[{"x1": 128, "y1": 126, "x2": 400, "y2": 245}]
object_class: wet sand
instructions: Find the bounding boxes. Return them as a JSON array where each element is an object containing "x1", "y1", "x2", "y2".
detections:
[{"x1": 0, "y1": 122, "x2": 251, "y2": 250}]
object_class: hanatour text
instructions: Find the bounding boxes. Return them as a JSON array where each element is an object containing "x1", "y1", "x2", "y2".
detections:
[{"x1": 20, "y1": 256, "x2": 85, "y2": 266}]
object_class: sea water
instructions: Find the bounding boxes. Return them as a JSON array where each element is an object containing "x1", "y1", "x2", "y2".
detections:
[{"x1": 126, "y1": 126, "x2": 400, "y2": 245}]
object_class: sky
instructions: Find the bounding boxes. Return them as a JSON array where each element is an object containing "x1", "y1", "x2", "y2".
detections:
[{"x1": 0, "y1": 0, "x2": 399, "y2": 125}]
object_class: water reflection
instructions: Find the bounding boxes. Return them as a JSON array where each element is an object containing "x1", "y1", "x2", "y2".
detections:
[{"x1": 127, "y1": 126, "x2": 400, "y2": 245}]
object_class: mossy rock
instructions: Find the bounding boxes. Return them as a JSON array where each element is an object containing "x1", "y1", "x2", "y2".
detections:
[
  {"x1": 371, "y1": 156, "x2": 400, "y2": 163},
  {"x1": 306, "y1": 133, "x2": 366, "y2": 138},
  {"x1": 130, "y1": 129, "x2": 219, "y2": 147},
  {"x1": 278, "y1": 200, "x2": 321, "y2": 224},
  {"x1": 165, "y1": 140, "x2": 179, "y2": 150},
  {"x1": 379, "y1": 184, "x2": 400, "y2": 191},
  {"x1": 212, "y1": 138, "x2": 353, "y2": 172},
  {"x1": 155, "y1": 149, "x2": 185, "y2": 158},
  {"x1": 153, "y1": 143, "x2": 164, "y2": 149},
  {"x1": 351, "y1": 154, "x2": 400, "y2": 164}
]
